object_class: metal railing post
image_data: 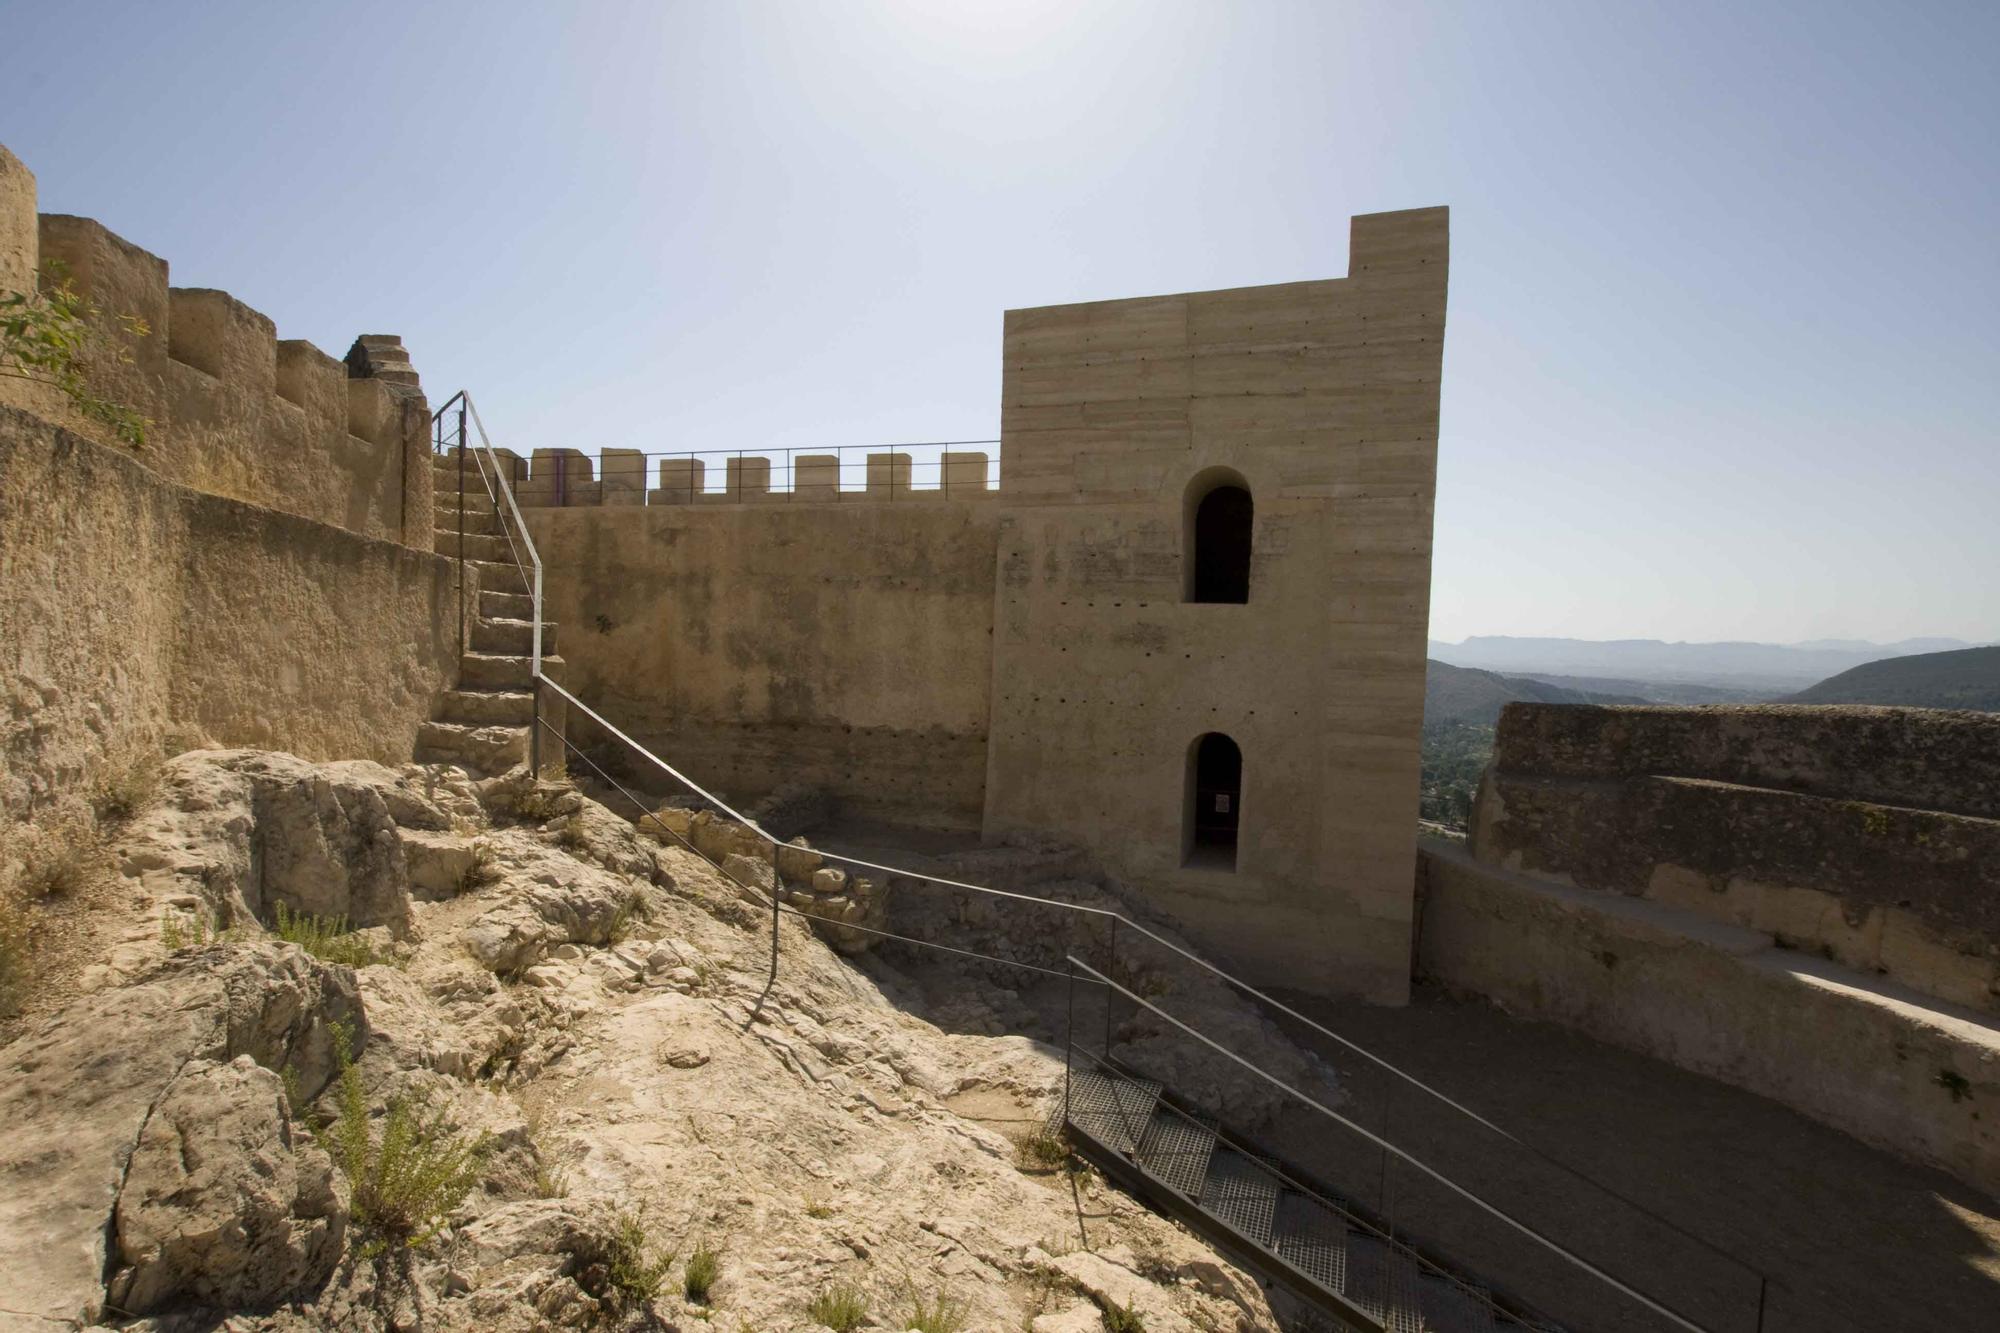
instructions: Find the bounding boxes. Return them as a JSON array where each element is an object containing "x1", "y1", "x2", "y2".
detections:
[
  {"x1": 1063, "y1": 957, "x2": 1076, "y2": 1128},
  {"x1": 1102, "y1": 916, "x2": 1118, "y2": 1061},
  {"x1": 769, "y1": 833, "x2": 781, "y2": 983},
  {"x1": 530, "y1": 679, "x2": 541, "y2": 778},
  {"x1": 455, "y1": 408, "x2": 465, "y2": 653}
]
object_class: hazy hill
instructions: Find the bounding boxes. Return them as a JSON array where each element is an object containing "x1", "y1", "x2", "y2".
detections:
[
  {"x1": 1787, "y1": 645, "x2": 2000, "y2": 711},
  {"x1": 1427, "y1": 636, "x2": 1986, "y2": 692},
  {"x1": 1496, "y1": 672, "x2": 1766, "y2": 705},
  {"x1": 1424, "y1": 659, "x2": 1644, "y2": 728}
]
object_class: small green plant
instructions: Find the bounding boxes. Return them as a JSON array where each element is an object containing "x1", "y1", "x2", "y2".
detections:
[
  {"x1": 160, "y1": 908, "x2": 233, "y2": 954},
  {"x1": 604, "y1": 1206, "x2": 677, "y2": 1303},
  {"x1": 803, "y1": 1191, "x2": 835, "y2": 1219},
  {"x1": 555, "y1": 812, "x2": 592, "y2": 854},
  {"x1": 273, "y1": 902, "x2": 381, "y2": 968},
  {"x1": 521, "y1": 1101, "x2": 571, "y2": 1199},
  {"x1": 92, "y1": 757, "x2": 159, "y2": 824},
  {"x1": 280, "y1": 1062, "x2": 307, "y2": 1121},
  {"x1": 511, "y1": 784, "x2": 567, "y2": 823},
  {"x1": 1, "y1": 262, "x2": 151, "y2": 447},
  {"x1": 608, "y1": 887, "x2": 649, "y2": 945},
  {"x1": 1097, "y1": 1297, "x2": 1146, "y2": 1333},
  {"x1": 329, "y1": 1024, "x2": 490, "y2": 1254},
  {"x1": 10, "y1": 809, "x2": 95, "y2": 900},
  {"x1": 684, "y1": 1236, "x2": 721, "y2": 1304},
  {"x1": 806, "y1": 1283, "x2": 869, "y2": 1331},
  {"x1": 457, "y1": 838, "x2": 503, "y2": 894},
  {"x1": 1016, "y1": 1128, "x2": 1070, "y2": 1172},
  {"x1": 902, "y1": 1283, "x2": 969, "y2": 1333}
]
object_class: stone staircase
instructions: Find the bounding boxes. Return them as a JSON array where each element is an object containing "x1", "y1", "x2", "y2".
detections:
[
  {"x1": 417, "y1": 449, "x2": 566, "y2": 774},
  {"x1": 1065, "y1": 1057, "x2": 1566, "y2": 1333}
]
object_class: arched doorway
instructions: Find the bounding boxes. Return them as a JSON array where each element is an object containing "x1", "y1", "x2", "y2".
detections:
[
  {"x1": 1184, "y1": 470, "x2": 1253, "y2": 604},
  {"x1": 1185, "y1": 732, "x2": 1242, "y2": 869}
]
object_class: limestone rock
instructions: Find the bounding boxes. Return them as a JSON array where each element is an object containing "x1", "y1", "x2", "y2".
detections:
[
  {"x1": 0, "y1": 943, "x2": 360, "y2": 1326},
  {"x1": 106, "y1": 1056, "x2": 347, "y2": 1314},
  {"x1": 399, "y1": 826, "x2": 480, "y2": 900},
  {"x1": 721, "y1": 851, "x2": 774, "y2": 901},
  {"x1": 776, "y1": 836, "x2": 824, "y2": 885}
]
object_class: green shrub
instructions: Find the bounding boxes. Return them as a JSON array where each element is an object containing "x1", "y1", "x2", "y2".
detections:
[
  {"x1": 92, "y1": 757, "x2": 159, "y2": 824},
  {"x1": 684, "y1": 1236, "x2": 721, "y2": 1304},
  {"x1": 555, "y1": 812, "x2": 592, "y2": 854},
  {"x1": 274, "y1": 902, "x2": 381, "y2": 967},
  {"x1": 160, "y1": 909, "x2": 234, "y2": 954},
  {"x1": 11, "y1": 810, "x2": 94, "y2": 900},
  {"x1": 1097, "y1": 1297, "x2": 1145, "y2": 1332},
  {"x1": 608, "y1": 888, "x2": 648, "y2": 945},
  {"x1": 1016, "y1": 1128, "x2": 1070, "y2": 1171},
  {"x1": 806, "y1": 1283, "x2": 869, "y2": 1331},
  {"x1": 903, "y1": 1283, "x2": 969, "y2": 1333},
  {"x1": 329, "y1": 1026, "x2": 489, "y2": 1254},
  {"x1": 604, "y1": 1207, "x2": 677, "y2": 1303},
  {"x1": 457, "y1": 838, "x2": 503, "y2": 894},
  {"x1": 1, "y1": 261, "x2": 152, "y2": 447}
]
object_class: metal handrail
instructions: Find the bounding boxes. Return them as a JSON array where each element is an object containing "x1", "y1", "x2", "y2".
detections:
[
  {"x1": 432, "y1": 386, "x2": 1766, "y2": 1333},
  {"x1": 1067, "y1": 956, "x2": 1714, "y2": 1333}
]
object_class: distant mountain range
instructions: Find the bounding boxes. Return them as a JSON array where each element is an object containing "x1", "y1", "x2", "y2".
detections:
[
  {"x1": 1786, "y1": 645, "x2": 2000, "y2": 712},
  {"x1": 1424, "y1": 660, "x2": 1644, "y2": 728},
  {"x1": 1427, "y1": 636, "x2": 1992, "y2": 692}
]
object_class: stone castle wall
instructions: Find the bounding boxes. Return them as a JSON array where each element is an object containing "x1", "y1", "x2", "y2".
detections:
[
  {"x1": 527, "y1": 207, "x2": 1449, "y2": 1005},
  {"x1": 523, "y1": 499, "x2": 1000, "y2": 828},
  {"x1": 0, "y1": 147, "x2": 432, "y2": 548},
  {"x1": 1472, "y1": 703, "x2": 2000, "y2": 1012},
  {"x1": 0, "y1": 144, "x2": 456, "y2": 817}
]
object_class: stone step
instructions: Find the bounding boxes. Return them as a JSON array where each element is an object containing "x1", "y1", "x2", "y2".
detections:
[
  {"x1": 414, "y1": 720, "x2": 527, "y2": 771},
  {"x1": 468, "y1": 559, "x2": 527, "y2": 596},
  {"x1": 480, "y1": 589, "x2": 535, "y2": 620},
  {"x1": 447, "y1": 531, "x2": 518, "y2": 564},
  {"x1": 434, "y1": 485, "x2": 499, "y2": 512},
  {"x1": 472, "y1": 616, "x2": 559, "y2": 657},
  {"x1": 456, "y1": 651, "x2": 564, "y2": 692},
  {"x1": 435, "y1": 688, "x2": 536, "y2": 726},
  {"x1": 434, "y1": 509, "x2": 502, "y2": 538}
]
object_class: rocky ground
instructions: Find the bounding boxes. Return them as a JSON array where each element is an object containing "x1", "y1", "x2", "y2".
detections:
[{"x1": 0, "y1": 749, "x2": 1302, "y2": 1333}]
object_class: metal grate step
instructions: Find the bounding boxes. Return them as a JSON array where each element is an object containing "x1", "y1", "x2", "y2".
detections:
[
  {"x1": 1273, "y1": 1188, "x2": 1351, "y2": 1298},
  {"x1": 1416, "y1": 1273, "x2": 1501, "y2": 1333},
  {"x1": 1345, "y1": 1235, "x2": 1425, "y2": 1333},
  {"x1": 1064, "y1": 1066, "x2": 1162, "y2": 1155},
  {"x1": 1134, "y1": 1107, "x2": 1220, "y2": 1199},
  {"x1": 1202, "y1": 1147, "x2": 1283, "y2": 1247}
]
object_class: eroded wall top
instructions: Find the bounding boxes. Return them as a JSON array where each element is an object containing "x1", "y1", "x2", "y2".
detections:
[{"x1": 0, "y1": 144, "x2": 432, "y2": 549}]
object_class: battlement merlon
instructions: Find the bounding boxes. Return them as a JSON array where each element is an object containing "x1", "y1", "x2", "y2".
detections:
[{"x1": 0, "y1": 141, "x2": 435, "y2": 548}]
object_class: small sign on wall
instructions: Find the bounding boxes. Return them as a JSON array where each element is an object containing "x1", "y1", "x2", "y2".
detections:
[{"x1": 1215, "y1": 794, "x2": 1231, "y2": 814}]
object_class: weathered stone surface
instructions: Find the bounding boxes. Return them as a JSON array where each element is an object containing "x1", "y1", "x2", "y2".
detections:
[
  {"x1": 106, "y1": 1056, "x2": 347, "y2": 1314},
  {"x1": 0, "y1": 943, "x2": 361, "y2": 1326},
  {"x1": 1473, "y1": 704, "x2": 2000, "y2": 1012}
]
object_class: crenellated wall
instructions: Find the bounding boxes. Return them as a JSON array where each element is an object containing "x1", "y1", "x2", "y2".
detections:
[
  {"x1": 0, "y1": 148, "x2": 432, "y2": 549},
  {"x1": 498, "y1": 446, "x2": 999, "y2": 509},
  {"x1": 0, "y1": 143, "x2": 456, "y2": 819}
]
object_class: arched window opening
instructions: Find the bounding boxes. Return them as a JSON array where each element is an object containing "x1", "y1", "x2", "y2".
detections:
[
  {"x1": 1185, "y1": 733, "x2": 1242, "y2": 870},
  {"x1": 1185, "y1": 471, "x2": 1252, "y2": 604}
]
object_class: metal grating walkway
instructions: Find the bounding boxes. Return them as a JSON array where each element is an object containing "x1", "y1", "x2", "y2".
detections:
[{"x1": 1062, "y1": 1052, "x2": 1570, "y2": 1333}]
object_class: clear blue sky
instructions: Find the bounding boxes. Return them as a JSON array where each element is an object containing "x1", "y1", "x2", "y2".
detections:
[{"x1": 3, "y1": 1, "x2": 1993, "y2": 644}]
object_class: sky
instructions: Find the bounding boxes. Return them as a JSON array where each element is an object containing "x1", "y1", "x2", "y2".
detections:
[{"x1": 2, "y1": 1, "x2": 1994, "y2": 644}]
